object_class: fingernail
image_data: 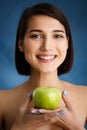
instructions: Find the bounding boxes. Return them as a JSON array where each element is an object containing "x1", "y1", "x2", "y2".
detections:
[
  {"x1": 38, "y1": 109, "x2": 43, "y2": 113},
  {"x1": 54, "y1": 113, "x2": 59, "y2": 117},
  {"x1": 63, "y1": 90, "x2": 67, "y2": 96},
  {"x1": 61, "y1": 110, "x2": 66, "y2": 115},
  {"x1": 28, "y1": 92, "x2": 32, "y2": 98},
  {"x1": 30, "y1": 109, "x2": 36, "y2": 114}
]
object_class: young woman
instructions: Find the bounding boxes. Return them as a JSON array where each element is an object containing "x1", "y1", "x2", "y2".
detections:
[{"x1": 0, "y1": 3, "x2": 87, "y2": 130}]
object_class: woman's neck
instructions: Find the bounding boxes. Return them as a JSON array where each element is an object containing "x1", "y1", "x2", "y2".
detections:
[{"x1": 28, "y1": 70, "x2": 62, "y2": 89}]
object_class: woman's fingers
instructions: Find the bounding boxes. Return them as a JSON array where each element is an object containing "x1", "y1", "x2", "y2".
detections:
[
  {"x1": 15, "y1": 92, "x2": 32, "y2": 125},
  {"x1": 62, "y1": 90, "x2": 75, "y2": 111},
  {"x1": 29, "y1": 106, "x2": 64, "y2": 114},
  {"x1": 19, "y1": 92, "x2": 32, "y2": 114}
]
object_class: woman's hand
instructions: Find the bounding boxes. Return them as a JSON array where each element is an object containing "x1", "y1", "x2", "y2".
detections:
[
  {"x1": 49, "y1": 90, "x2": 85, "y2": 130},
  {"x1": 30, "y1": 90, "x2": 85, "y2": 130},
  {"x1": 11, "y1": 93, "x2": 52, "y2": 130},
  {"x1": 11, "y1": 91, "x2": 85, "y2": 130}
]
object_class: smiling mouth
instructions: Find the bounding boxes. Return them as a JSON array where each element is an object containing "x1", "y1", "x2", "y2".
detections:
[{"x1": 37, "y1": 55, "x2": 57, "y2": 62}]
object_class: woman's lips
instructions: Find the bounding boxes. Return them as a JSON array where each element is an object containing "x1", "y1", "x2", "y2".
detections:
[{"x1": 37, "y1": 55, "x2": 57, "y2": 63}]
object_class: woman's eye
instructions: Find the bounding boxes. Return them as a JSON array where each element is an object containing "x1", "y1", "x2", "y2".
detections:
[
  {"x1": 54, "y1": 34, "x2": 63, "y2": 39},
  {"x1": 31, "y1": 34, "x2": 42, "y2": 39}
]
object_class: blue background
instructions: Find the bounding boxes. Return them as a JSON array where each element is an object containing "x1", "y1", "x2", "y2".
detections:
[{"x1": 0, "y1": 0, "x2": 87, "y2": 128}]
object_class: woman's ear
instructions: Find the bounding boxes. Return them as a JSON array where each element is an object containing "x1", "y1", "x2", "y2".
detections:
[{"x1": 18, "y1": 40, "x2": 24, "y2": 52}]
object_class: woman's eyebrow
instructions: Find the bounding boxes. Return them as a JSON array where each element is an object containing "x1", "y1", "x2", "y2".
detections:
[
  {"x1": 29, "y1": 29, "x2": 42, "y2": 33},
  {"x1": 28, "y1": 29, "x2": 65, "y2": 33},
  {"x1": 53, "y1": 29, "x2": 65, "y2": 33}
]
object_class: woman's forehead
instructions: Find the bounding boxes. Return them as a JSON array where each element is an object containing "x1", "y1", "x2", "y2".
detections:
[{"x1": 27, "y1": 15, "x2": 65, "y2": 33}]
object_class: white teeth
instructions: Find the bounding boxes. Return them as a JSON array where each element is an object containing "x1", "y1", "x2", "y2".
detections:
[{"x1": 38, "y1": 55, "x2": 55, "y2": 60}]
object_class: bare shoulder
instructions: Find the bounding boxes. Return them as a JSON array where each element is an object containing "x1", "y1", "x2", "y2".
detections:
[
  {"x1": 71, "y1": 84, "x2": 87, "y2": 120},
  {"x1": 0, "y1": 89, "x2": 15, "y2": 126},
  {"x1": 0, "y1": 88, "x2": 16, "y2": 110},
  {"x1": 0, "y1": 81, "x2": 31, "y2": 109},
  {"x1": 0, "y1": 85, "x2": 21, "y2": 99},
  {"x1": 0, "y1": 85, "x2": 24, "y2": 109},
  {"x1": 62, "y1": 80, "x2": 87, "y2": 93},
  {"x1": 71, "y1": 83, "x2": 87, "y2": 95},
  {"x1": 61, "y1": 80, "x2": 87, "y2": 100},
  {"x1": 0, "y1": 89, "x2": 13, "y2": 105}
]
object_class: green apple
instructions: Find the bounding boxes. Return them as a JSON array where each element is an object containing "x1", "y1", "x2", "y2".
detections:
[{"x1": 32, "y1": 87, "x2": 61, "y2": 110}]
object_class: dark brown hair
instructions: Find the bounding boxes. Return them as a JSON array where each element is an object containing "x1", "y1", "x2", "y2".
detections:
[{"x1": 15, "y1": 3, "x2": 74, "y2": 76}]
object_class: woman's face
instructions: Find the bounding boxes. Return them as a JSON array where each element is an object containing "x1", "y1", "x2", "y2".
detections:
[{"x1": 19, "y1": 15, "x2": 68, "y2": 74}]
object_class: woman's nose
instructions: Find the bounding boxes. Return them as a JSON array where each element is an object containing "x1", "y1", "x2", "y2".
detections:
[{"x1": 40, "y1": 37, "x2": 53, "y2": 51}]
